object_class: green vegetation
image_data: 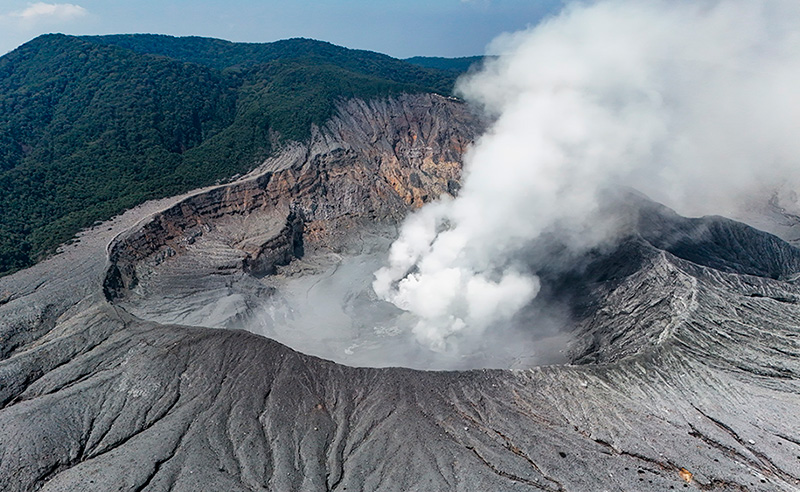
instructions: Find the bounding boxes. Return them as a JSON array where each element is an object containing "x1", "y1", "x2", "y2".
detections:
[
  {"x1": 86, "y1": 35, "x2": 458, "y2": 93},
  {"x1": 0, "y1": 34, "x2": 470, "y2": 276}
]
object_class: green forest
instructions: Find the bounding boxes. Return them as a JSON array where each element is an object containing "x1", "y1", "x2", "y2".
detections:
[{"x1": 0, "y1": 34, "x2": 466, "y2": 276}]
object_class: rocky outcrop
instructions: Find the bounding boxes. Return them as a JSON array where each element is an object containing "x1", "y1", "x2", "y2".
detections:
[{"x1": 242, "y1": 209, "x2": 305, "y2": 277}]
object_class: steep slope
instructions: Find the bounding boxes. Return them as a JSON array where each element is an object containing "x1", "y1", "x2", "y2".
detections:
[
  {"x1": 0, "y1": 34, "x2": 461, "y2": 276},
  {"x1": 0, "y1": 94, "x2": 798, "y2": 491},
  {"x1": 0, "y1": 35, "x2": 238, "y2": 272}
]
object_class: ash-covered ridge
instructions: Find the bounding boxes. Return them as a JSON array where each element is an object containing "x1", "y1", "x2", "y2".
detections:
[{"x1": 1, "y1": 94, "x2": 799, "y2": 491}]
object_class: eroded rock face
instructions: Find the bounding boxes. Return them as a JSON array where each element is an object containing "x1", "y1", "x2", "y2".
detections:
[
  {"x1": 98, "y1": 94, "x2": 489, "y2": 367},
  {"x1": 104, "y1": 95, "x2": 478, "y2": 302},
  {"x1": 1, "y1": 94, "x2": 799, "y2": 491}
]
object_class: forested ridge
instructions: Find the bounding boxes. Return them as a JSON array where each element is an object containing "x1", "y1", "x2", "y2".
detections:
[{"x1": 0, "y1": 34, "x2": 465, "y2": 276}]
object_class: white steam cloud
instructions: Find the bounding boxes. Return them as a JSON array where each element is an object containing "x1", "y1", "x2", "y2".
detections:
[{"x1": 374, "y1": 0, "x2": 800, "y2": 352}]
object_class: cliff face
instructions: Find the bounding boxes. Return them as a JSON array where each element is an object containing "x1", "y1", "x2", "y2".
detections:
[
  {"x1": 104, "y1": 94, "x2": 479, "y2": 301},
  {"x1": 1, "y1": 94, "x2": 799, "y2": 492}
]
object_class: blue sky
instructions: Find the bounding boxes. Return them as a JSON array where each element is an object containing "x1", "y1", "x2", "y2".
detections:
[{"x1": 0, "y1": 0, "x2": 564, "y2": 58}]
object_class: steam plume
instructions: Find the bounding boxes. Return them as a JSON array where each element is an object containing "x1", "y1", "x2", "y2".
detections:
[{"x1": 374, "y1": 0, "x2": 800, "y2": 352}]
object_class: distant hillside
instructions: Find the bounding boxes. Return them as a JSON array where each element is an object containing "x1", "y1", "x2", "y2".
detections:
[
  {"x1": 86, "y1": 35, "x2": 457, "y2": 92},
  {"x1": 0, "y1": 34, "x2": 466, "y2": 276},
  {"x1": 404, "y1": 55, "x2": 487, "y2": 72}
]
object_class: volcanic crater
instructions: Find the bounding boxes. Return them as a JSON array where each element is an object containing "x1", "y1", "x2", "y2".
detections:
[{"x1": 2, "y1": 94, "x2": 799, "y2": 491}]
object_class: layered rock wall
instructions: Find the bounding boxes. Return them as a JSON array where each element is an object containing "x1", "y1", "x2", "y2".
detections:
[{"x1": 104, "y1": 94, "x2": 482, "y2": 301}]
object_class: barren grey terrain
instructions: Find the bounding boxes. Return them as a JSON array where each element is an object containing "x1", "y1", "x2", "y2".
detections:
[{"x1": 1, "y1": 94, "x2": 799, "y2": 491}]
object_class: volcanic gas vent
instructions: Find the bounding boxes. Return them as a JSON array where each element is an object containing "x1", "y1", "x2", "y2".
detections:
[
  {"x1": 105, "y1": 203, "x2": 573, "y2": 371},
  {"x1": 103, "y1": 87, "x2": 800, "y2": 372},
  {"x1": 104, "y1": 147, "x2": 800, "y2": 374},
  {"x1": 104, "y1": 94, "x2": 574, "y2": 370}
]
